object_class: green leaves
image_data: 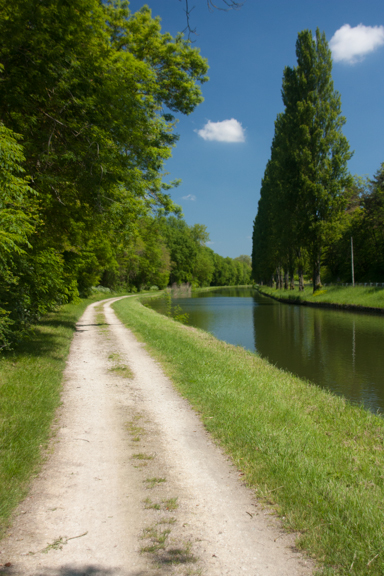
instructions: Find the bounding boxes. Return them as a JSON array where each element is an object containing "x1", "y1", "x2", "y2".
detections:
[
  {"x1": 0, "y1": 0, "x2": 209, "y2": 345},
  {"x1": 253, "y1": 28, "x2": 352, "y2": 291},
  {"x1": 0, "y1": 124, "x2": 35, "y2": 255}
]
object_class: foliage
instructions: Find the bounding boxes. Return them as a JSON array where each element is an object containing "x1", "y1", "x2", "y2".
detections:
[
  {"x1": 0, "y1": 124, "x2": 71, "y2": 347},
  {"x1": 0, "y1": 0, "x2": 209, "y2": 346},
  {"x1": 252, "y1": 28, "x2": 352, "y2": 292},
  {"x1": 320, "y1": 168, "x2": 384, "y2": 283}
]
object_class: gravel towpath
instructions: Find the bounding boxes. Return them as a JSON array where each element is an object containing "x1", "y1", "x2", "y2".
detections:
[{"x1": 0, "y1": 296, "x2": 314, "y2": 576}]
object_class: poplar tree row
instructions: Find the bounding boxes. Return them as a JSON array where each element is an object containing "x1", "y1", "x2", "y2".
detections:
[{"x1": 252, "y1": 29, "x2": 352, "y2": 292}]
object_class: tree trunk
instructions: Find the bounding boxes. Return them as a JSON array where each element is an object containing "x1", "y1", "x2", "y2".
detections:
[
  {"x1": 284, "y1": 269, "x2": 289, "y2": 290},
  {"x1": 288, "y1": 257, "x2": 295, "y2": 290},
  {"x1": 298, "y1": 266, "x2": 304, "y2": 292},
  {"x1": 313, "y1": 254, "x2": 321, "y2": 292},
  {"x1": 276, "y1": 267, "x2": 283, "y2": 290}
]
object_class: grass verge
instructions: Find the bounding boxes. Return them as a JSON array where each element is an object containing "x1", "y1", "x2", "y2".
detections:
[
  {"x1": 113, "y1": 295, "x2": 384, "y2": 576},
  {"x1": 0, "y1": 292, "x2": 127, "y2": 538},
  {"x1": 258, "y1": 284, "x2": 384, "y2": 310}
]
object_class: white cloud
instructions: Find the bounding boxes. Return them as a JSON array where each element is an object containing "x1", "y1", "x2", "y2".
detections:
[
  {"x1": 182, "y1": 194, "x2": 196, "y2": 201},
  {"x1": 196, "y1": 118, "x2": 245, "y2": 143},
  {"x1": 330, "y1": 23, "x2": 384, "y2": 64}
]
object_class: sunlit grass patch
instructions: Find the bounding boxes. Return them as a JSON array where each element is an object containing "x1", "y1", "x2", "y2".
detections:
[
  {"x1": 108, "y1": 351, "x2": 133, "y2": 378},
  {"x1": 259, "y1": 284, "x2": 384, "y2": 309},
  {"x1": 143, "y1": 497, "x2": 178, "y2": 511},
  {"x1": 141, "y1": 526, "x2": 170, "y2": 552},
  {"x1": 109, "y1": 364, "x2": 133, "y2": 378},
  {"x1": 144, "y1": 477, "x2": 166, "y2": 489},
  {"x1": 132, "y1": 453, "x2": 154, "y2": 461},
  {"x1": 143, "y1": 497, "x2": 161, "y2": 510},
  {"x1": 113, "y1": 294, "x2": 384, "y2": 576}
]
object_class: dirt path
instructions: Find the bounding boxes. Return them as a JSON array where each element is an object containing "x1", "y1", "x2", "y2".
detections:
[{"x1": 0, "y1": 297, "x2": 314, "y2": 576}]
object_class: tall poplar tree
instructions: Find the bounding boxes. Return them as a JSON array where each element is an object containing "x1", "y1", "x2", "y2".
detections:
[
  {"x1": 253, "y1": 28, "x2": 352, "y2": 291},
  {"x1": 283, "y1": 29, "x2": 352, "y2": 291}
]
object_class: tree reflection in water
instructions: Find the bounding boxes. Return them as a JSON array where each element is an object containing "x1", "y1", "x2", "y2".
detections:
[{"x1": 148, "y1": 288, "x2": 384, "y2": 414}]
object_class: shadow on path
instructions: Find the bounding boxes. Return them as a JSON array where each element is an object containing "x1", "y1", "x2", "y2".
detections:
[{"x1": 3, "y1": 565, "x2": 150, "y2": 576}]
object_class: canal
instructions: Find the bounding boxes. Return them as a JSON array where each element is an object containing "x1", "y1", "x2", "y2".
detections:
[{"x1": 148, "y1": 287, "x2": 384, "y2": 414}]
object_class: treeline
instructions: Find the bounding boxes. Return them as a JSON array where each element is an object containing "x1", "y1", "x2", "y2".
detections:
[
  {"x1": 252, "y1": 29, "x2": 353, "y2": 292},
  {"x1": 105, "y1": 214, "x2": 252, "y2": 290},
  {"x1": 0, "y1": 0, "x2": 212, "y2": 349},
  {"x1": 0, "y1": 1, "x2": 251, "y2": 349},
  {"x1": 252, "y1": 29, "x2": 384, "y2": 290},
  {"x1": 324, "y1": 171, "x2": 384, "y2": 283}
]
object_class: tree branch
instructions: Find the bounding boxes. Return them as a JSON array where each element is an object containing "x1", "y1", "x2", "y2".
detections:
[
  {"x1": 179, "y1": 0, "x2": 245, "y2": 39},
  {"x1": 207, "y1": 0, "x2": 245, "y2": 11}
]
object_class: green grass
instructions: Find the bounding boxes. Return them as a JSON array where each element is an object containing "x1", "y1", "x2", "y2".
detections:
[
  {"x1": 144, "y1": 477, "x2": 166, "y2": 489},
  {"x1": 113, "y1": 295, "x2": 384, "y2": 576},
  {"x1": 132, "y1": 453, "x2": 154, "y2": 460},
  {"x1": 258, "y1": 284, "x2": 384, "y2": 310},
  {"x1": 0, "y1": 292, "x2": 126, "y2": 538}
]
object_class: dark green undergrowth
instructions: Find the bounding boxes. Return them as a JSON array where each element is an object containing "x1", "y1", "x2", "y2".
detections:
[
  {"x1": 258, "y1": 284, "x2": 384, "y2": 310},
  {"x1": 113, "y1": 295, "x2": 384, "y2": 576},
  {"x1": 0, "y1": 292, "x2": 127, "y2": 537}
]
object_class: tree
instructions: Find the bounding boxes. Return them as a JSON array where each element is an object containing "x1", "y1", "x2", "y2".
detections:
[
  {"x1": 252, "y1": 160, "x2": 280, "y2": 286},
  {"x1": 0, "y1": 124, "x2": 35, "y2": 347},
  {"x1": 0, "y1": 1, "x2": 208, "y2": 268},
  {"x1": 234, "y1": 255, "x2": 252, "y2": 284},
  {"x1": 234, "y1": 255, "x2": 251, "y2": 266},
  {"x1": 253, "y1": 28, "x2": 352, "y2": 292},
  {"x1": 322, "y1": 169, "x2": 384, "y2": 283},
  {"x1": 0, "y1": 124, "x2": 72, "y2": 348},
  {"x1": 282, "y1": 29, "x2": 352, "y2": 291},
  {"x1": 161, "y1": 216, "x2": 199, "y2": 284},
  {"x1": 0, "y1": 0, "x2": 209, "y2": 342}
]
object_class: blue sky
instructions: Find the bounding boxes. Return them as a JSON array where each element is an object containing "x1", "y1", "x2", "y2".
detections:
[{"x1": 128, "y1": 0, "x2": 384, "y2": 258}]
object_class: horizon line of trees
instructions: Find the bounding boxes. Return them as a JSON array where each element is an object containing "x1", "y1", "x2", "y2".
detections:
[{"x1": 100, "y1": 213, "x2": 252, "y2": 292}]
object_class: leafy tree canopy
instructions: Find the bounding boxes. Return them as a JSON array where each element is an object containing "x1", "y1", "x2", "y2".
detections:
[{"x1": 0, "y1": 0, "x2": 209, "y2": 347}]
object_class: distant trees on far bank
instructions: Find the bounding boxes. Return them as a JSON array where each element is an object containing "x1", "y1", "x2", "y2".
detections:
[
  {"x1": 103, "y1": 214, "x2": 252, "y2": 291},
  {"x1": 323, "y1": 168, "x2": 384, "y2": 284}
]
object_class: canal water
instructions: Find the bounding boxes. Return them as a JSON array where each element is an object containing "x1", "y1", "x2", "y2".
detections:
[{"x1": 148, "y1": 287, "x2": 384, "y2": 414}]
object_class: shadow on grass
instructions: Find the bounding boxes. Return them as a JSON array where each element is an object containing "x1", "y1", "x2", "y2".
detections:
[
  {"x1": 2, "y1": 314, "x2": 110, "y2": 361},
  {"x1": 2, "y1": 319, "x2": 77, "y2": 362}
]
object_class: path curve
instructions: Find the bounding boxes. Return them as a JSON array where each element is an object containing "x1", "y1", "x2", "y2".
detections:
[{"x1": 0, "y1": 296, "x2": 314, "y2": 576}]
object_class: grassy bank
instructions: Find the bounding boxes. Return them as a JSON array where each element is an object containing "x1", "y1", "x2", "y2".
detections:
[
  {"x1": 0, "y1": 292, "x2": 126, "y2": 537},
  {"x1": 113, "y1": 295, "x2": 384, "y2": 576},
  {"x1": 258, "y1": 284, "x2": 384, "y2": 311}
]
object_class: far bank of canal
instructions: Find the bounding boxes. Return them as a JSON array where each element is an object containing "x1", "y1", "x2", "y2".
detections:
[{"x1": 148, "y1": 287, "x2": 384, "y2": 414}]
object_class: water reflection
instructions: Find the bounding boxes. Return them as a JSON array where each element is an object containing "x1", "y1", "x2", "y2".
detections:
[{"x1": 148, "y1": 288, "x2": 384, "y2": 413}]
